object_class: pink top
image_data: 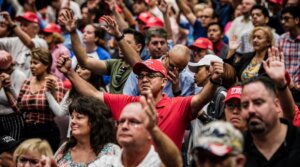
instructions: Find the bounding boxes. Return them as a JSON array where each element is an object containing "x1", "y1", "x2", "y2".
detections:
[{"x1": 51, "y1": 44, "x2": 70, "y2": 81}]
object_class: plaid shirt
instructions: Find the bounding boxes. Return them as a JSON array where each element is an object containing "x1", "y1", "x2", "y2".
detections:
[
  {"x1": 12, "y1": 77, "x2": 65, "y2": 124},
  {"x1": 278, "y1": 32, "x2": 300, "y2": 87}
]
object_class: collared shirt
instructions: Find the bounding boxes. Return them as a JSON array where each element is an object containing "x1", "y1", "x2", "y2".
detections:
[
  {"x1": 244, "y1": 119, "x2": 300, "y2": 167},
  {"x1": 104, "y1": 93, "x2": 193, "y2": 149},
  {"x1": 122, "y1": 68, "x2": 195, "y2": 97},
  {"x1": 277, "y1": 32, "x2": 300, "y2": 87}
]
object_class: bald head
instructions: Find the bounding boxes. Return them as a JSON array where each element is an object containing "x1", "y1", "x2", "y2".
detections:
[
  {"x1": 117, "y1": 102, "x2": 151, "y2": 148},
  {"x1": 168, "y1": 45, "x2": 190, "y2": 70}
]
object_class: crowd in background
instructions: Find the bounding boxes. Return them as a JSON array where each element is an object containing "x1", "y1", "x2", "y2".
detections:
[{"x1": 0, "y1": 0, "x2": 300, "y2": 166}]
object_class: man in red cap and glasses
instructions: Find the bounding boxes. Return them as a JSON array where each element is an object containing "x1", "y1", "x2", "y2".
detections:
[{"x1": 0, "y1": 11, "x2": 47, "y2": 77}]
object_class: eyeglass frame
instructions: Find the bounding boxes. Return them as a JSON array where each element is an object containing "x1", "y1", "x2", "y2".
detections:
[
  {"x1": 225, "y1": 102, "x2": 242, "y2": 111},
  {"x1": 136, "y1": 72, "x2": 164, "y2": 80}
]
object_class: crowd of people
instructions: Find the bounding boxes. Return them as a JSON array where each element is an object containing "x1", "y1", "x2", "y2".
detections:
[{"x1": 0, "y1": 0, "x2": 300, "y2": 166}]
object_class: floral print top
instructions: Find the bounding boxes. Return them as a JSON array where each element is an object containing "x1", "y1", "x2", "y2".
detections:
[{"x1": 55, "y1": 143, "x2": 120, "y2": 167}]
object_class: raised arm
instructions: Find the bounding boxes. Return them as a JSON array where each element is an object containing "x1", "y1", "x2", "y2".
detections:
[
  {"x1": 58, "y1": 8, "x2": 108, "y2": 76},
  {"x1": 56, "y1": 54, "x2": 104, "y2": 101},
  {"x1": 1, "y1": 12, "x2": 35, "y2": 49},
  {"x1": 190, "y1": 61, "x2": 224, "y2": 117},
  {"x1": 158, "y1": 0, "x2": 174, "y2": 42},
  {"x1": 263, "y1": 47, "x2": 296, "y2": 120},
  {"x1": 175, "y1": 0, "x2": 197, "y2": 27},
  {"x1": 100, "y1": 16, "x2": 142, "y2": 66},
  {"x1": 105, "y1": 0, "x2": 129, "y2": 31},
  {"x1": 141, "y1": 94, "x2": 182, "y2": 167},
  {"x1": 117, "y1": 0, "x2": 136, "y2": 27}
]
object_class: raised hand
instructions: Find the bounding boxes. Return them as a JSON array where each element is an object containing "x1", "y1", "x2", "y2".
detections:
[
  {"x1": 210, "y1": 61, "x2": 224, "y2": 82},
  {"x1": 58, "y1": 8, "x2": 77, "y2": 33},
  {"x1": 56, "y1": 54, "x2": 72, "y2": 74},
  {"x1": 167, "y1": 67, "x2": 180, "y2": 94},
  {"x1": 0, "y1": 73, "x2": 12, "y2": 88},
  {"x1": 99, "y1": 15, "x2": 122, "y2": 38},
  {"x1": 140, "y1": 92, "x2": 158, "y2": 133},
  {"x1": 157, "y1": 0, "x2": 169, "y2": 14},
  {"x1": 105, "y1": 0, "x2": 116, "y2": 12},
  {"x1": 45, "y1": 76, "x2": 56, "y2": 93},
  {"x1": 229, "y1": 35, "x2": 240, "y2": 51},
  {"x1": 0, "y1": 11, "x2": 14, "y2": 26},
  {"x1": 263, "y1": 47, "x2": 286, "y2": 86}
]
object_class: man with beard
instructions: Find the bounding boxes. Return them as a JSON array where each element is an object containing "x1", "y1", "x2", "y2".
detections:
[{"x1": 240, "y1": 76, "x2": 300, "y2": 167}]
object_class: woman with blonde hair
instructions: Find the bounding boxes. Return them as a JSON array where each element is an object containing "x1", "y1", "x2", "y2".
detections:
[
  {"x1": 6, "y1": 48, "x2": 66, "y2": 152},
  {"x1": 13, "y1": 138, "x2": 53, "y2": 167},
  {"x1": 227, "y1": 26, "x2": 275, "y2": 81}
]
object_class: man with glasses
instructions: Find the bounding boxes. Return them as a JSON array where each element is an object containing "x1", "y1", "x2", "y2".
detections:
[
  {"x1": 0, "y1": 11, "x2": 48, "y2": 77},
  {"x1": 101, "y1": 98, "x2": 182, "y2": 166},
  {"x1": 278, "y1": 6, "x2": 300, "y2": 107},
  {"x1": 57, "y1": 55, "x2": 223, "y2": 150},
  {"x1": 191, "y1": 121, "x2": 245, "y2": 167},
  {"x1": 123, "y1": 44, "x2": 195, "y2": 97}
]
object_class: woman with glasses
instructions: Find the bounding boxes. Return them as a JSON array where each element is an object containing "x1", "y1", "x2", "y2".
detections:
[
  {"x1": 226, "y1": 26, "x2": 274, "y2": 82},
  {"x1": 13, "y1": 138, "x2": 53, "y2": 167},
  {"x1": 54, "y1": 96, "x2": 120, "y2": 166}
]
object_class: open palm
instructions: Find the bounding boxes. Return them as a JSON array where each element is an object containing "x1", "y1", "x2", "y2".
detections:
[
  {"x1": 263, "y1": 47, "x2": 285, "y2": 83},
  {"x1": 58, "y1": 9, "x2": 77, "y2": 33}
]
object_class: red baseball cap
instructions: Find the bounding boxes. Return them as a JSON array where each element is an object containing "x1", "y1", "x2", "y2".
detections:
[
  {"x1": 224, "y1": 86, "x2": 242, "y2": 102},
  {"x1": 137, "y1": 12, "x2": 153, "y2": 24},
  {"x1": 144, "y1": 17, "x2": 164, "y2": 29},
  {"x1": 43, "y1": 23, "x2": 61, "y2": 34},
  {"x1": 15, "y1": 12, "x2": 39, "y2": 24},
  {"x1": 189, "y1": 37, "x2": 213, "y2": 51},
  {"x1": 133, "y1": 59, "x2": 167, "y2": 77}
]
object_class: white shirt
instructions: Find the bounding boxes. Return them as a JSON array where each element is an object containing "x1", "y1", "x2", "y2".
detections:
[
  {"x1": 0, "y1": 36, "x2": 48, "y2": 77},
  {"x1": 93, "y1": 145, "x2": 161, "y2": 167}
]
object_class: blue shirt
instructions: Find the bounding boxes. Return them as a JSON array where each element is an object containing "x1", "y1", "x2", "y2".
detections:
[{"x1": 123, "y1": 68, "x2": 195, "y2": 97}]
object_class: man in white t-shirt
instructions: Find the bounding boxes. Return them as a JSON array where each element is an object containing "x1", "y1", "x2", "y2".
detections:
[
  {"x1": 96, "y1": 96, "x2": 182, "y2": 167},
  {"x1": 0, "y1": 11, "x2": 48, "y2": 77}
]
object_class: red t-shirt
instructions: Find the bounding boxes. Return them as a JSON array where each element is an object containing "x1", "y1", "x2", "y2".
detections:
[{"x1": 104, "y1": 93, "x2": 194, "y2": 149}]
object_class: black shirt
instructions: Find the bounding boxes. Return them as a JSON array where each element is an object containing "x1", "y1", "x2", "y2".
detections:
[{"x1": 244, "y1": 119, "x2": 300, "y2": 167}]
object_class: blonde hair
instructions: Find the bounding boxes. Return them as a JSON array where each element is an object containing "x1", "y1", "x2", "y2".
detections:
[
  {"x1": 13, "y1": 138, "x2": 53, "y2": 163},
  {"x1": 250, "y1": 26, "x2": 274, "y2": 47}
]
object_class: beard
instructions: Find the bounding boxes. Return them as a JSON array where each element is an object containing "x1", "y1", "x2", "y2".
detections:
[{"x1": 247, "y1": 116, "x2": 266, "y2": 134}]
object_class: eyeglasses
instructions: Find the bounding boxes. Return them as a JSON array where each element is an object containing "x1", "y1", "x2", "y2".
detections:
[
  {"x1": 281, "y1": 16, "x2": 294, "y2": 22},
  {"x1": 115, "y1": 66, "x2": 127, "y2": 82},
  {"x1": 17, "y1": 156, "x2": 40, "y2": 166},
  {"x1": 225, "y1": 103, "x2": 241, "y2": 111},
  {"x1": 117, "y1": 119, "x2": 142, "y2": 127},
  {"x1": 136, "y1": 73, "x2": 163, "y2": 80}
]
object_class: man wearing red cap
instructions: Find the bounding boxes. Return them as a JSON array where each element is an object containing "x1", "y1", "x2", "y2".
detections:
[
  {"x1": 0, "y1": 11, "x2": 47, "y2": 77},
  {"x1": 58, "y1": 55, "x2": 223, "y2": 150}
]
